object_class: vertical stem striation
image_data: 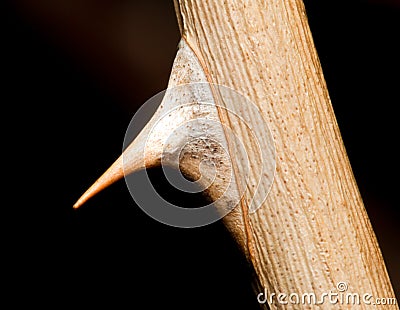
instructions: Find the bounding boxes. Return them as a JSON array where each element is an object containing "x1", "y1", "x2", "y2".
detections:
[{"x1": 174, "y1": 0, "x2": 397, "y2": 308}]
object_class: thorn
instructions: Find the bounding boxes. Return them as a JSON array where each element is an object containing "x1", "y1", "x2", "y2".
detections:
[
  {"x1": 73, "y1": 156, "x2": 124, "y2": 209},
  {"x1": 73, "y1": 38, "x2": 205, "y2": 209},
  {"x1": 73, "y1": 136, "x2": 148, "y2": 209}
]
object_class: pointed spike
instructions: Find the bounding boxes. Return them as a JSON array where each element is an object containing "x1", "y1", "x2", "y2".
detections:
[
  {"x1": 73, "y1": 155, "x2": 124, "y2": 209},
  {"x1": 73, "y1": 132, "x2": 150, "y2": 209},
  {"x1": 73, "y1": 39, "x2": 204, "y2": 209}
]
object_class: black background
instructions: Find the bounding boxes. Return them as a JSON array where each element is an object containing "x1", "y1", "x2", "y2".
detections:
[{"x1": 4, "y1": 0, "x2": 399, "y2": 308}]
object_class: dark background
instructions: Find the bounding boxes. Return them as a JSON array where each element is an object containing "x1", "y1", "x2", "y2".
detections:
[{"x1": 4, "y1": 0, "x2": 399, "y2": 308}]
